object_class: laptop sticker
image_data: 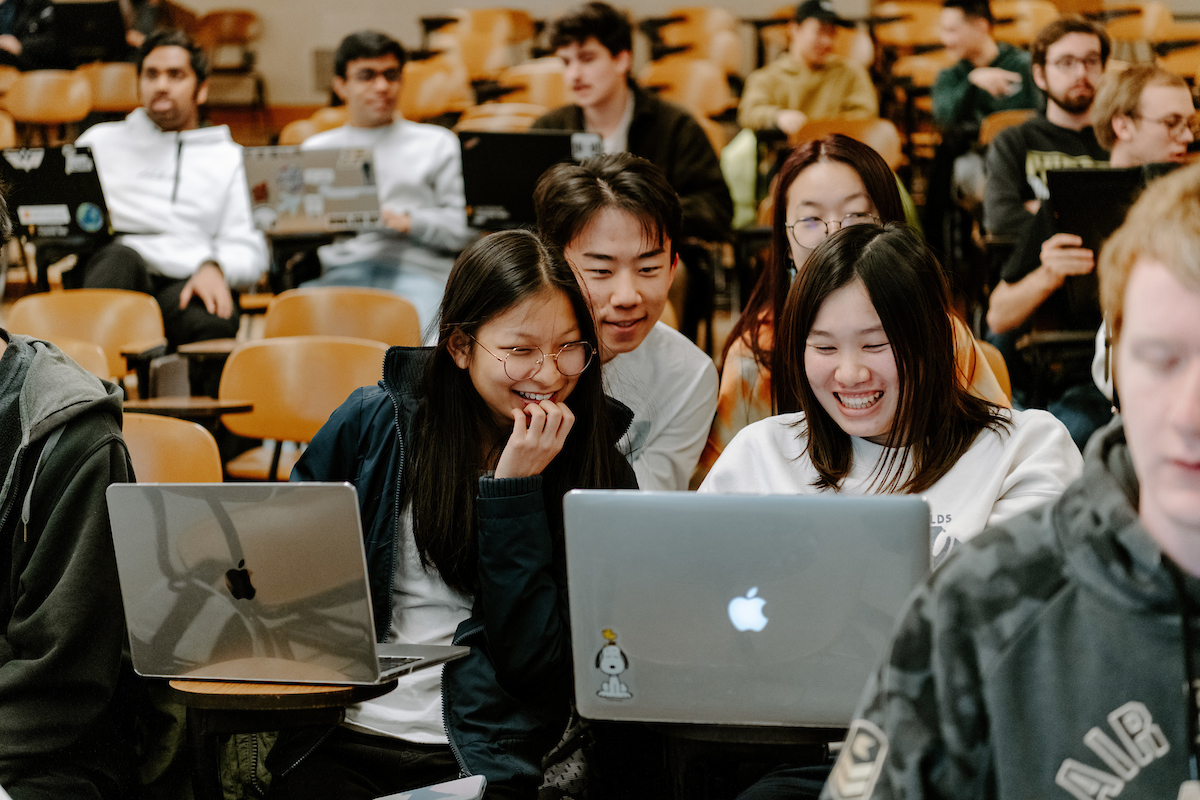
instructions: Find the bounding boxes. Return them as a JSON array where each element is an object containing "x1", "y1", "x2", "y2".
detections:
[
  {"x1": 62, "y1": 144, "x2": 94, "y2": 175},
  {"x1": 4, "y1": 148, "x2": 44, "y2": 172},
  {"x1": 595, "y1": 629, "x2": 631, "y2": 700},
  {"x1": 76, "y1": 202, "x2": 104, "y2": 233}
]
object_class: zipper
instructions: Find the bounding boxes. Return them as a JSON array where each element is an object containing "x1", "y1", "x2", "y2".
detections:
[
  {"x1": 384, "y1": 379, "x2": 405, "y2": 643},
  {"x1": 0, "y1": 446, "x2": 27, "y2": 542},
  {"x1": 442, "y1": 667, "x2": 472, "y2": 777},
  {"x1": 248, "y1": 733, "x2": 264, "y2": 795},
  {"x1": 275, "y1": 724, "x2": 336, "y2": 779},
  {"x1": 171, "y1": 135, "x2": 183, "y2": 203}
]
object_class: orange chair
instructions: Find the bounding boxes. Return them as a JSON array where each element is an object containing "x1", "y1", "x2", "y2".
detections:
[
  {"x1": 455, "y1": 103, "x2": 546, "y2": 133},
  {"x1": 0, "y1": 65, "x2": 19, "y2": 95},
  {"x1": 219, "y1": 336, "x2": 389, "y2": 480},
  {"x1": 657, "y1": 7, "x2": 743, "y2": 75},
  {"x1": 6, "y1": 289, "x2": 167, "y2": 385},
  {"x1": 639, "y1": 57, "x2": 736, "y2": 119},
  {"x1": 873, "y1": 2, "x2": 944, "y2": 54},
  {"x1": 428, "y1": 27, "x2": 514, "y2": 83},
  {"x1": 310, "y1": 105, "x2": 349, "y2": 131},
  {"x1": 124, "y1": 413, "x2": 224, "y2": 483},
  {"x1": 262, "y1": 288, "x2": 422, "y2": 346},
  {"x1": 979, "y1": 108, "x2": 1036, "y2": 146},
  {"x1": 2, "y1": 70, "x2": 92, "y2": 145},
  {"x1": 77, "y1": 62, "x2": 139, "y2": 114},
  {"x1": 0, "y1": 109, "x2": 15, "y2": 149},
  {"x1": 792, "y1": 118, "x2": 905, "y2": 171},
  {"x1": 494, "y1": 59, "x2": 568, "y2": 108},
  {"x1": 991, "y1": 0, "x2": 1060, "y2": 47},
  {"x1": 277, "y1": 118, "x2": 318, "y2": 145},
  {"x1": 398, "y1": 56, "x2": 472, "y2": 122}
]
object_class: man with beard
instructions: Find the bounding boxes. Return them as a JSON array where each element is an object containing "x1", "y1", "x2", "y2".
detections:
[{"x1": 982, "y1": 16, "x2": 1110, "y2": 240}]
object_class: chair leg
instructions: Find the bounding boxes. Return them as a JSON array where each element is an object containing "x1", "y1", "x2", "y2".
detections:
[{"x1": 268, "y1": 440, "x2": 283, "y2": 481}]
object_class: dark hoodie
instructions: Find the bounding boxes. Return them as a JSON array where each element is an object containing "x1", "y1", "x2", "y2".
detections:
[
  {"x1": 822, "y1": 417, "x2": 1200, "y2": 800},
  {"x1": 0, "y1": 333, "x2": 135, "y2": 799}
]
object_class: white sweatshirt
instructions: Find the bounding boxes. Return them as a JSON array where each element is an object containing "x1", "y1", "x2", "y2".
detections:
[
  {"x1": 76, "y1": 109, "x2": 267, "y2": 287},
  {"x1": 699, "y1": 408, "x2": 1082, "y2": 561},
  {"x1": 301, "y1": 120, "x2": 472, "y2": 281},
  {"x1": 604, "y1": 322, "x2": 719, "y2": 491}
]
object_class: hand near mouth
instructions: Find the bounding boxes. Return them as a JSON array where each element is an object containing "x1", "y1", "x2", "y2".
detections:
[{"x1": 494, "y1": 399, "x2": 576, "y2": 479}]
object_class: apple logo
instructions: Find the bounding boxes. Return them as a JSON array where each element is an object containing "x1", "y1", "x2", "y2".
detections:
[
  {"x1": 728, "y1": 587, "x2": 768, "y2": 632},
  {"x1": 225, "y1": 560, "x2": 257, "y2": 601}
]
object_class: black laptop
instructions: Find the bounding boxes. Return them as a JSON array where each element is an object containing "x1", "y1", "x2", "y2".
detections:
[
  {"x1": 458, "y1": 130, "x2": 602, "y2": 229},
  {"x1": 0, "y1": 145, "x2": 111, "y2": 244}
]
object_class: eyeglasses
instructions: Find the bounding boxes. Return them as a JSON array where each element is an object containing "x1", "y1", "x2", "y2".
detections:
[
  {"x1": 349, "y1": 67, "x2": 401, "y2": 84},
  {"x1": 1048, "y1": 55, "x2": 1103, "y2": 73},
  {"x1": 469, "y1": 337, "x2": 595, "y2": 381},
  {"x1": 1132, "y1": 112, "x2": 1198, "y2": 140},
  {"x1": 785, "y1": 212, "x2": 880, "y2": 249}
]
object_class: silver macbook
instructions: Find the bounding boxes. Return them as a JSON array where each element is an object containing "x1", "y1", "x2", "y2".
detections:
[
  {"x1": 243, "y1": 146, "x2": 381, "y2": 234},
  {"x1": 564, "y1": 491, "x2": 930, "y2": 728},
  {"x1": 106, "y1": 482, "x2": 467, "y2": 685}
]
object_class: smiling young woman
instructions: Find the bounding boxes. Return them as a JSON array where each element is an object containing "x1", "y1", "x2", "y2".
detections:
[{"x1": 700, "y1": 224, "x2": 1083, "y2": 563}]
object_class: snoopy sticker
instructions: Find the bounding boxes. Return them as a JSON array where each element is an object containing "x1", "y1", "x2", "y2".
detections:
[{"x1": 595, "y1": 628, "x2": 631, "y2": 699}]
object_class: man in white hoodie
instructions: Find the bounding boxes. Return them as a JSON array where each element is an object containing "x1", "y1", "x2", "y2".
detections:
[{"x1": 77, "y1": 30, "x2": 267, "y2": 347}]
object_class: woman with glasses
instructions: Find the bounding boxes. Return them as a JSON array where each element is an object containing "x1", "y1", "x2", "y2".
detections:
[
  {"x1": 693, "y1": 134, "x2": 1007, "y2": 484},
  {"x1": 268, "y1": 229, "x2": 636, "y2": 800}
]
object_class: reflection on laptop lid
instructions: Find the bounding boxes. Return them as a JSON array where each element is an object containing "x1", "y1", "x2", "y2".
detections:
[
  {"x1": 106, "y1": 482, "x2": 467, "y2": 685},
  {"x1": 459, "y1": 130, "x2": 602, "y2": 229},
  {"x1": 564, "y1": 491, "x2": 930, "y2": 728},
  {"x1": 243, "y1": 146, "x2": 382, "y2": 234},
  {"x1": 0, "y1": 145, "x2": 110, "y2": 243}
]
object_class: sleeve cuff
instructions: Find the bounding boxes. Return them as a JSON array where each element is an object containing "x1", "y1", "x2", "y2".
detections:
[{"x1": 477, "y1": 474, "x2": 542, "y2": 498}]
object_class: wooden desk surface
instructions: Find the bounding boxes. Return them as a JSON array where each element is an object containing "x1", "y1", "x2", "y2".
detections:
[
  {"x1": 123, "y1": 397, "x2": 252, "y2": 419},
  {"x1": 168, "y1": 678, "x2": 398, "y2": 711}
]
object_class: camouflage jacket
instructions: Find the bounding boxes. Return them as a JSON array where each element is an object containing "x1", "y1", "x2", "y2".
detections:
[{"x1": 823, "y1": 417, "x2": 1200, "y2": 800}]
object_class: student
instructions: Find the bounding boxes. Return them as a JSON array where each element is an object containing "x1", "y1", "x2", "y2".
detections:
[
  {"x1": 700, "y1": 223, "x2": 1081, "y2": 563},
  {"x1": 78, "y1": 29, "x2": 267, "y2": 349},
  {"x1": 301, "y1": 30, "x2": 472, "y2": 333},
  {"x1": 266, "y1": 230, "x2": 636, "y2": 800},
  {"x1": 737, "y1": 0, "x2": 876, "y2": 134},
  {"x1": 533, "y1": 1, "x2": 732, "y2": 242},
  {"x1": 533, "y1": 153, "x2": 718, "y2": 491},
  {"x1": 818, "y1": 161, "x2": 1200, "y2": 800},
  {"x1": 694, "y1": 135, "x2": 1007, "y2": 483}
]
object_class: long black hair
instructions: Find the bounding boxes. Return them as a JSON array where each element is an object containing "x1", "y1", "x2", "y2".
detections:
[
  {"x1": 775, "y1": 223, "x2": 1008, "y2": 494},
  {"x1": 407, "y1": 229, "x2": 625, "y2": 595}
]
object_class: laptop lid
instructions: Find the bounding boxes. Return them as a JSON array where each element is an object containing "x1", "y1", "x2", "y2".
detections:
[
  {"x1": 564, "y1": 491, "x2": 930, "y2": 728},
  {"x1": 244, "y1": 146, "x2": 382, "y2": 234},
  {"x1": 0, "y1": 145, "x2": 109, "y2": 243},
  {"x1": 106, "y1": 482, "x2": 465, "y2": 685},
  {"x1": 458, "y1": 130, "x2": 602, "y2": 229}
]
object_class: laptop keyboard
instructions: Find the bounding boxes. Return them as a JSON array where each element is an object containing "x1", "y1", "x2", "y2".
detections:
[{"x1": 378, "y1": 655, "x2": 421, "y2": 670}]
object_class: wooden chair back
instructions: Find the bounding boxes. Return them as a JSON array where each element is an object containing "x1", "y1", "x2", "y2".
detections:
[
  {"x1": 497, "y1": 59, "x2": 567, "y2": 108},
  {"x1": 398, "y1": 56, "x2": 472, "y2": 121},
  {"x1": 262, "y1": 288, "x2": 422, "y2": 346},
  {"x1": 992, "y1": 0, "x2": 1060, "y2": 46},
  {"x1": 639, "y1": 56, "x2": 736, "y2": 118},
  {"x1": 872, "y1": 2, "x2": 944, "y2": 51},
  {"x1": 55, "y1": 337, "x2": 109, "y2": 379},
  {"x1": 6, "y1": 289, "x2": 166, "y2": 379},
  {"x1": 459, "y1": 102, "x2": 548, "y2": 120},
  {"x1": 77, "y1": 62, "x2": 139, "y2": 113},
  {"x1": 192, "y1": 9, "x2": 262, "y2": 49},
  {"x1": 659, "y1": 8, "x2": 743, "y2": 75},
  {"x1": 218, "y1": 336, "x2": 388, "y2": 443},
  {"x1": 979, "y1": 108, "x2": 1036, "y2": 145},
  {"x1": 311, "y1": 105, "x2": 349, "y2": 131},
  {"x1": 454, "y1": 112, "x2": 538, "y2": 132},
  {"x1": 892, "y1": 50, "x2": 958, "y2": 88},
  {"x1": 1105, "y1": 2, "x2": 1173, "y2": 42},
  {"x1": 3, "y1": 70, "x2": 92, "y2": 124},
  {"x1": 428, "y1": 28, "x2": 514, "y2": 83},
  {"x1": 124, "y1": 413, "x2": 223, "y2": 482},
  {"x1": 976, "y1": 339, "x2": 1013, "y2": 402},
  {"x1": 792, "y1": 118, "x2": 905, "y2": 171},
  {"x1": 0, "y1": 65, "x2": 19, "y2": 95},
  {"x1": 0, "y1": 110, "x2": 15, "y2": 149},
  {"x1": 277, "y1": 118, "x2": 318, "y2": 145}
]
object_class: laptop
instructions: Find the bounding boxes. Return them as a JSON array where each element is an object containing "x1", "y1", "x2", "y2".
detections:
[
  {"x1": 0, "y1": 145, "x2": 110, "y2": 244},
  {"x1": 564, "y1": 491, "x2": 930, "y2": 728},
  {"x1": 458, "y1": 130, "x2": 603, "y2": 229},
  {"x1": 106, "y1": 482, "x2": 469, "y2": 685},
  {"x1": 243, "y1": 146, "x2": 382, "y2": 234}
]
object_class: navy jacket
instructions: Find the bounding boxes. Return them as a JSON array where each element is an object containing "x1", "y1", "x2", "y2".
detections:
[{"x1": 288, "y1": 347, "x2": 636, "y2": 790}]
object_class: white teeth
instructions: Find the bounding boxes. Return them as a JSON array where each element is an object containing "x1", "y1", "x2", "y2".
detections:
[
  {"x1": 516, "y1": 391, "x2": 553, "y2": 401},
  {"x1": 837, "y1": 392, "x2": 883, "y2": 410}
]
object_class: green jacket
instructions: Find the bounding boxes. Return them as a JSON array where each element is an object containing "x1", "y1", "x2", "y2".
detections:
[
  {"x1": 0, "y1": 333, "x2": 135, "y2": 799},
  {"x1": 932, "y1": 42, "x2": 1038, "y2": 132},
  {"x1": 823, "y1": 419, "x2": 1199, "y2": 799}
]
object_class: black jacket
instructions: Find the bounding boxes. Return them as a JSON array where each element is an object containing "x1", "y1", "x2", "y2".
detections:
[
  {"x1": 286, "y1": 347, "x2": 636, "y2": 791},
  {"x1": 533, "y1": 85, "x2": 734, "y2": 242}
]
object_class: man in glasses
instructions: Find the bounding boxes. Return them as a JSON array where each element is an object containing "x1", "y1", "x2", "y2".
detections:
[
  {"x1": 988, "y1": 64, "x2": 1195, "y2": 448},
  {"x1": 301, "y1": 30, "x2": 472, "y2": 333},
  {"x1": 982, "y1": 16, "x2": 1110, "y2": 240},
  {"x1": 534, "y1": 153, "x2": 718, "y2": 493}
]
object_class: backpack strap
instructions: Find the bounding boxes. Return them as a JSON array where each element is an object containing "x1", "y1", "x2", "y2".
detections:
[{"x1": 21, "y1": 426, "x2": 64, "y2": 541}]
